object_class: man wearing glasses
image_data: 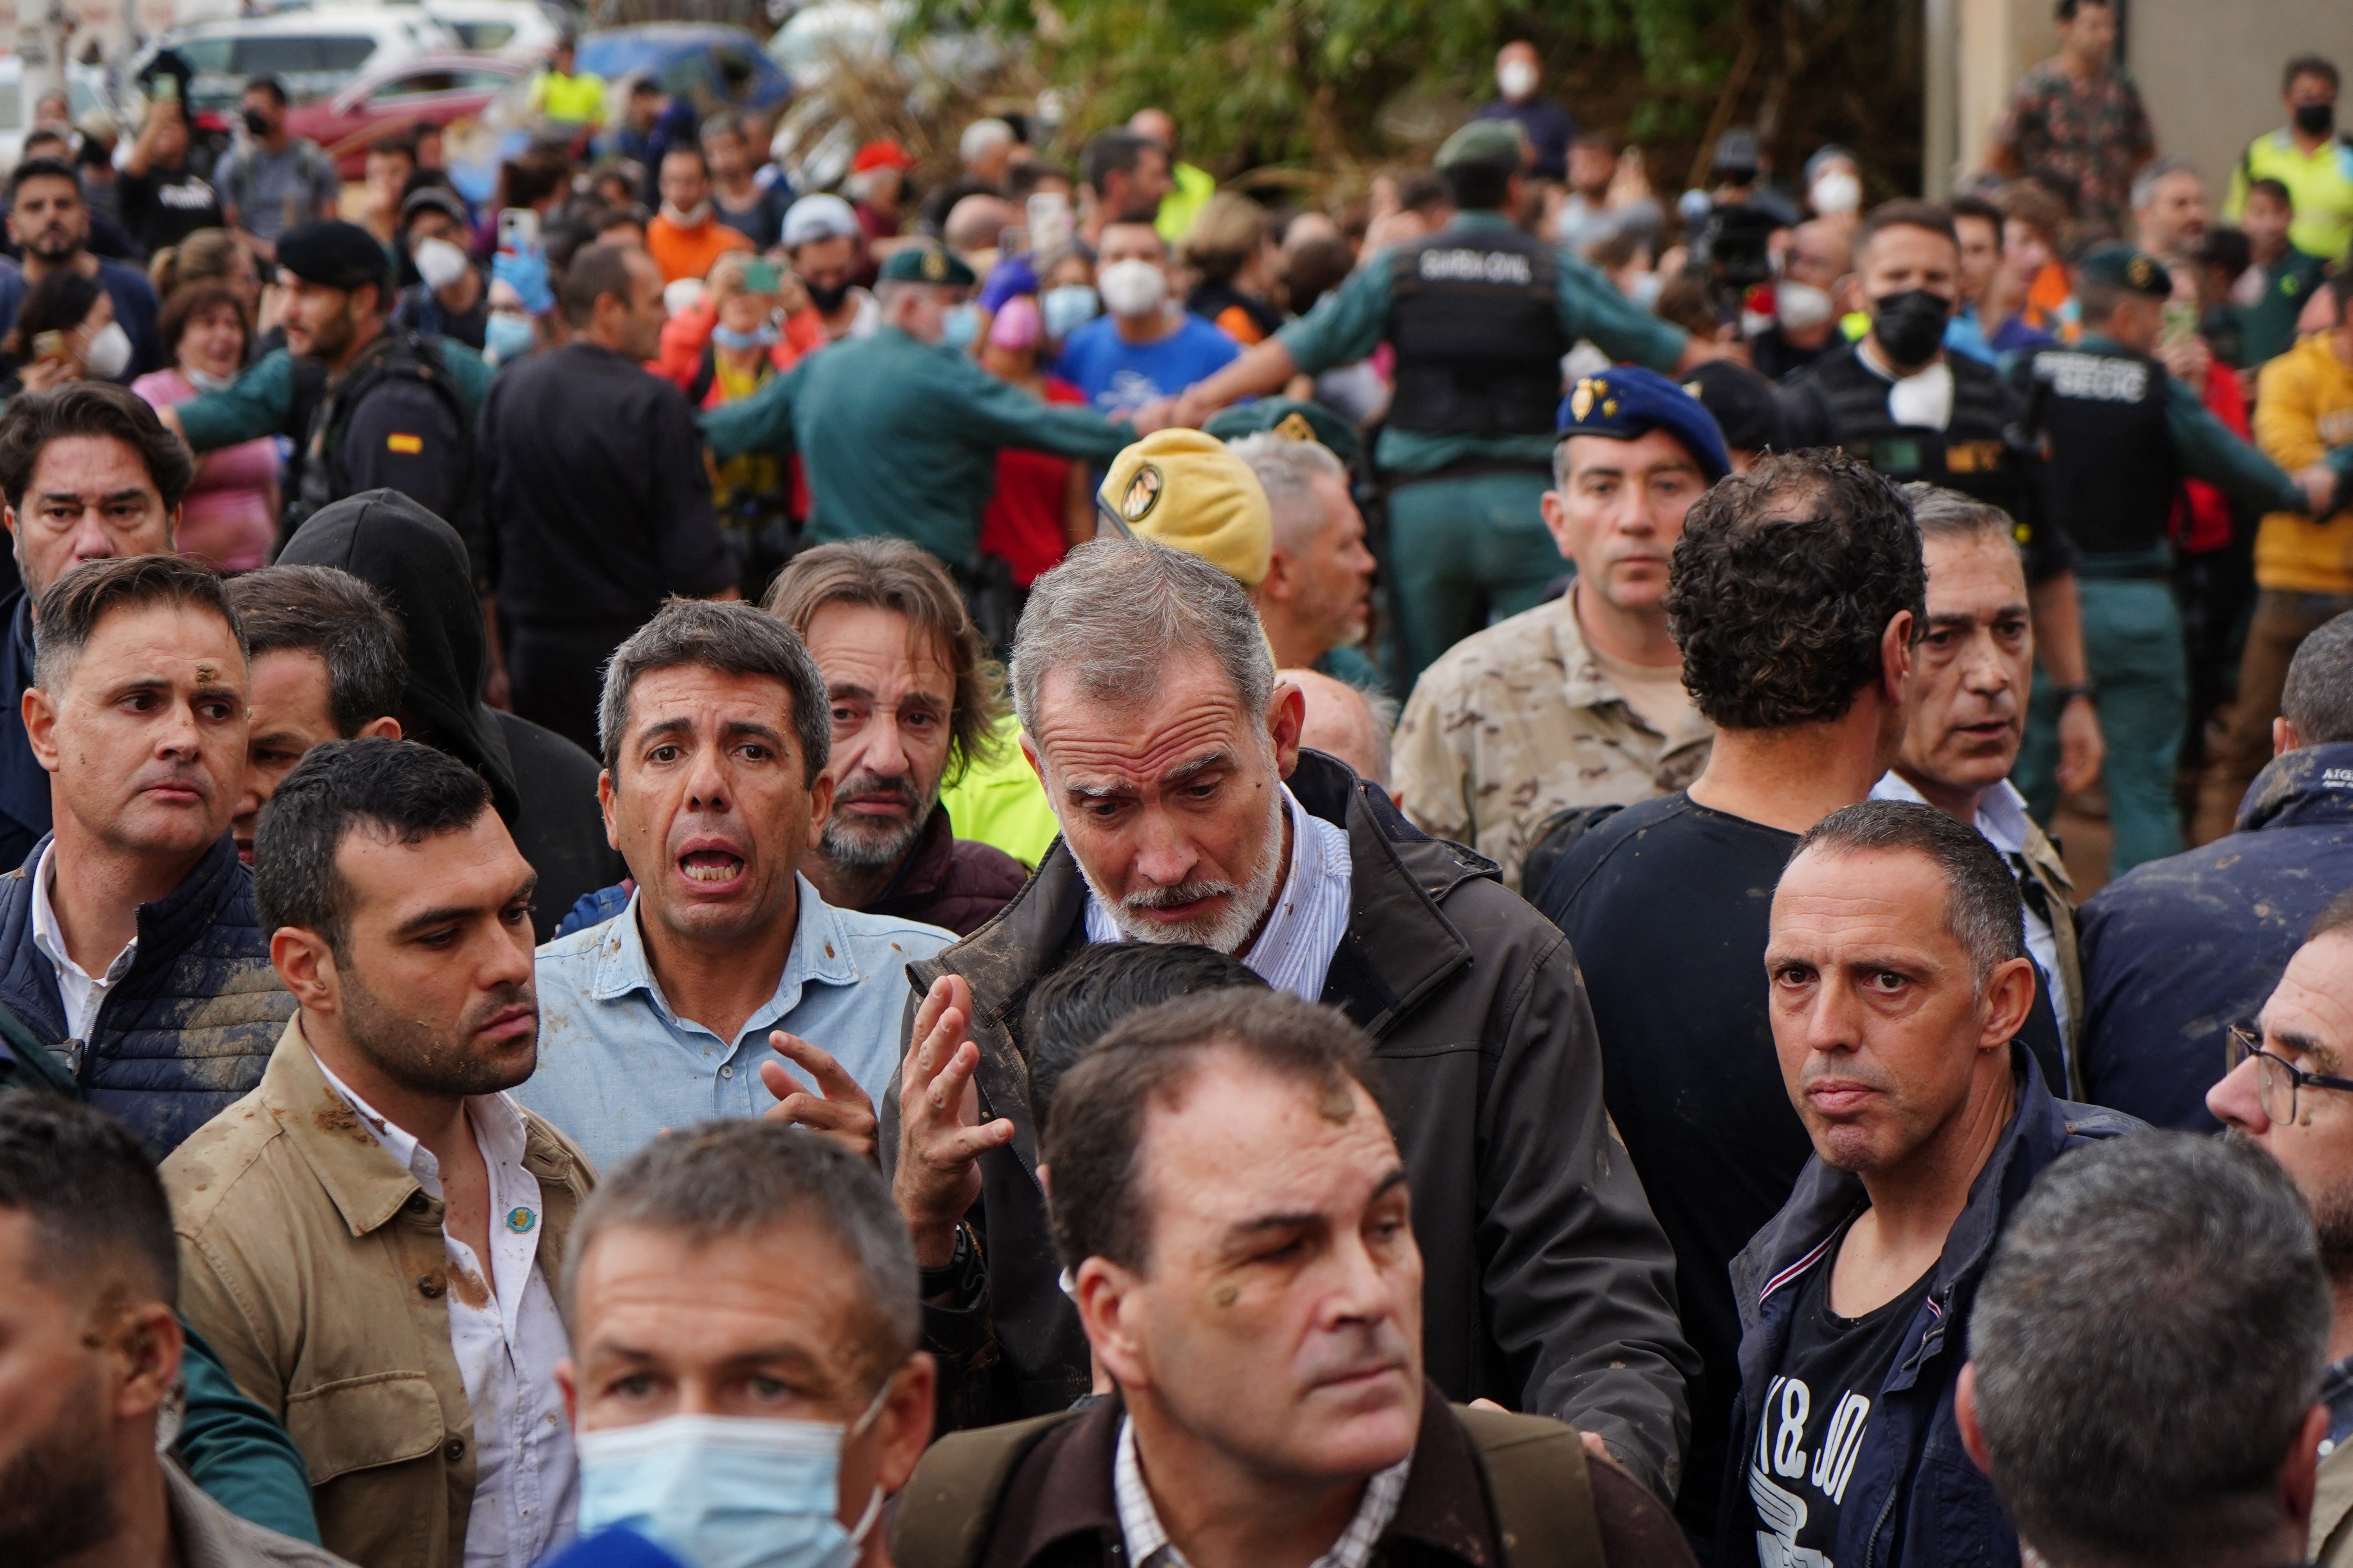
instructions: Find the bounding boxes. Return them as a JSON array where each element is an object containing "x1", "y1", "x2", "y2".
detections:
[{"x1": 2208, "y1": 886, "x2": 2353, "y2": 1566}]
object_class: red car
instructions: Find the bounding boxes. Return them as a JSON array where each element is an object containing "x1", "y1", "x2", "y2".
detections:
[{"x1": 285, "y1": 55, "x2": 527, "y2": 179}]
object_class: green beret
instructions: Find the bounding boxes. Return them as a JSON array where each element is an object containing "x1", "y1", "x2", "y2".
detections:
[
  {"x1": 1201, "y1": 397, "x2": 1361, "y2": 468},
  {"x1": 2078, "y1": 244, "x2": 2171, "y2": 299},
  {"x1": 1437, "y1": 118, "x2": 1526, "y2": 172},
  {"x1": 876, "y1": 245, "x2": 978, "y2": 288}
]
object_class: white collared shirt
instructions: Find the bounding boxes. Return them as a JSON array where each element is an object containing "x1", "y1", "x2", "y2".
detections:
[
  {"x1": 1870, "y1": 773, "x2": 2071, "y2": 1043},
  {"x1": 29, "y1": 841, "x2": 137, "y2": 1045},
  {"x1": 1114, "y1": 1414, "x2": 1408, "y2": 1568},
  {"x1": 1083, "y1": 786, "x2": 1354, "y2": 1003},
  {"x1": 313, "y1": 1054, "x2": 578, "y2": 1568}
]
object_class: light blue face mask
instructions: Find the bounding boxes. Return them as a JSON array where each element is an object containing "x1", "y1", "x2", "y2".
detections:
[
  {"x1": 712, "y1": 321, "x2": 782, "y2": 352},
  {"x1": 485, "y1": 312, "x2": 536, "y2": 366},
  {"x1": 575, "y1": 1384, "x2": 891, "y2": 1568},
  {"x1": 1039, "y1": 283, "x2": 1099, "y2": 339},
  {"x1": 939, "y1": 302, "x2": 982, "y2": 351}
]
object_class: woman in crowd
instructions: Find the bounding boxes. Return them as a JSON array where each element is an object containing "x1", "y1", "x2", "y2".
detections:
[
  {"x1": 685, "y1": 250, "x2": 807, "y2": 598},
  {"x1": 133, "y1": 282, "x2": 279, "y2": 572},
  {"x1": 977, "y1": 294, "x2": 1092, "y2": 590},
  {"x1": 0, "y1": 271, "x2": 131, "y2": 398},
  {"x1": 1183, "y1": 192, "x2": 1285, "y2": 345}
]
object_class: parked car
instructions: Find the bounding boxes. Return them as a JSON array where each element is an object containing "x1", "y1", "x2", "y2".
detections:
[
  {"x1": 285, "y1": 53, "x2": 523, "y2": 175},
  {"x1": 416, "y1": 0, "x2": 563, "y2": 60},
  {"x1": 134, "y1": 6, "x2": 458, "y2": 120},
  {"x1": 573, "y1": 24, "x2": 791, "y2": 122}
]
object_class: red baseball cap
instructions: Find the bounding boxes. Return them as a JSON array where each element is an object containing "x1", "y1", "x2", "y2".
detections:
[{"x1": 852, "y1": 138, "x2": 915, "y2": 173}]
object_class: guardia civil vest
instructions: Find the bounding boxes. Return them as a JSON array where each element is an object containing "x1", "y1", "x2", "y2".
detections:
[
  {"x1": 1792, "y1": 344, "x2": 2029, "y2": 519},
  {"x1": 2022, "y1": 343, "x2": 2176, "y2": 557},
  {"x1": 1386, "y1": 224, "x2": 1570, "y2": 437}
]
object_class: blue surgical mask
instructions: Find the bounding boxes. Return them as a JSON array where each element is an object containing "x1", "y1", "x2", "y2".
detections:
[
  {"x1": 1039, "y1": 283, "x2": 1099, "y2": 339},
  {"x1": 940, "y1": 302, "x2": 981, "y2": 351},
  {"x1": 713, "y1": 321, "x2": 781, "y2": 352},
  {"x1": 575, "y1": 1385, "x2": 890, "y2": 1568},
  {"x1": 485, "y1": 311, "x2": 536, "y2": 366}
]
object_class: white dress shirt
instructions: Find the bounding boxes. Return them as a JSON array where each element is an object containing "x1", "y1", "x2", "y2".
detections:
[
  {"x1": 30, "y1": 841, "x2": 137, "y2": 1046},
  {"x1": 1870, "y1": 773, "x2": 2071, "y2": 1043},
  {"x1": 1114, "y1": 1415, "x2": 1409, "y2": 1568},
  {"x1": 1085, "y1": 786, "x2": 1354, "y2": 1003},
  {"x1": 314, "y1": 1054, "x2": 578, "y2": 1568}
]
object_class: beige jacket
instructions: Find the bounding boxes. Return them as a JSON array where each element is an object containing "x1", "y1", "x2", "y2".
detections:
[
  {"x1": 1393, "y1": 593, "x2": 1713, "y2": 890},
  {"x1": 161, "y1": 1016, "x2": 595, "y2": 1568},
  {"x1": 2014, "y1": 809, "x2": 2088, "y2": 1095},
  {"x1": 167, "y1": 1455, "x2": 358, "y2": 1568}
]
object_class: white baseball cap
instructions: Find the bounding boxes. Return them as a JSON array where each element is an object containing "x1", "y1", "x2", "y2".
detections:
[{"x1": 783, "y1": 193, "x2": 861, "y2": 249}]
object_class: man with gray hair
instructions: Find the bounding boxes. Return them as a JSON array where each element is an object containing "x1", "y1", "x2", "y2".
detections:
[
  {"x1": 2207, "y1": 890, "x2": 2353, "y2": 1566},
  {"x1": 2081, "y1": 610, "x2": 2353, "y2": 1130},
  {"x1": 540, "y1": 1120, "x2": 935, "y2": 1568},
  {"x1": 1960, "y1": 1133, "x2": 2331, "y2": 1568},
  {"x1": 517, "y1": 598, "x2": 952, "y2": 1176},
  {"x1": 1226, "y1": 429, "x2": 1379, "y2": 680},
  {"x1": 959, "y1": 116, "x2": 1017, "y2": 189},
  {"x1": 881, "y1": 536, "x2": 1698, "y2": 1498},
  {"x1": 1722, "y1": 798, "x2": 2140, "y2": 1568},
  {"x1": 2132, "y1": 155, "x2": 2211, "y2": 257}
]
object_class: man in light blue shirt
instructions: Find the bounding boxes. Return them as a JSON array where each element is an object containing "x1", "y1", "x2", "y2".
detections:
[{"x1": 515, "y1": 599, "x2": 950, "y2": 1174}]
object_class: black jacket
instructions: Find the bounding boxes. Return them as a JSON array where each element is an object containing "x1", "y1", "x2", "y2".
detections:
[
  {"x1": 882, "y1": 750, "x2": 1697, "y2": 1499},
  {"x1": 278, "y1": 490, "x2": 624, "y2": 943},
  {"x1": 0, "y1": 592, "x2": 47, "y2": 872},
  {"x1": 1717, "y1": 1049, "x2": 2140, "y2": 1568},
  {"x1": 0, "y1": 831, "x2": 294, "y2": 1154},
  {"x1": 2080, "y1": 742, "x2": 2353, "y2": 1131}
]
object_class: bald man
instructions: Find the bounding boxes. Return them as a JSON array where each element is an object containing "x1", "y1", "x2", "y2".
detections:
[{"x1": 1286, "y1": 666, "x2": 1396, "y2": 789}]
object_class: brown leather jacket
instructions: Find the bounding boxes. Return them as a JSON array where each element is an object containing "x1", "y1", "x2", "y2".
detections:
[{"x1": 161, "y1": 1017, "x2": 595, "y2": 1568}]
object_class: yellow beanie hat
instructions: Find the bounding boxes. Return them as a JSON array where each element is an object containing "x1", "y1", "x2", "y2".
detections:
[{"x1": 1097, "y1": 430, "x2": 1273, "y2": 588}]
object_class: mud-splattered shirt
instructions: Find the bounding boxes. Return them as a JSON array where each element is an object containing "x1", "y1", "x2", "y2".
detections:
[{"x1": 314, "y1": 1054, "x2": 577, "y2": 1568}]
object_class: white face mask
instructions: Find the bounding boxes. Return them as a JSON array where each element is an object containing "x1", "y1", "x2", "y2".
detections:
[
  {"x1": 1498, "y1": 59, "x2": 1539, "y2": 101},
  {"x1": 81, "y1": 320, "x2": 133, "y2": 380},
  {"x1": 1810, "y1": 169, "x2": 1862, "y2": 216},
  {"x1": 1096, "y1": 258, "x2": 1168, "y2": 320},
  {"x1": 1624, "y1": 271, "x2": 1664, "y2": 311},
  {"x1": 185, "y1": 365, "x2": 237, "y2": 393},
  {"x1": 413, "y1": 236, "x2": 471, "y2": 291},
  {"x1": 1776, "y1": 280, "x2": 1836, "y2": 332}
]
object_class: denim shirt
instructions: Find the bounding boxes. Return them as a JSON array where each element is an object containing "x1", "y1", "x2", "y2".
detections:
[{"x1": 515, "y1": 876, "x2": 951, "y2": 1174}]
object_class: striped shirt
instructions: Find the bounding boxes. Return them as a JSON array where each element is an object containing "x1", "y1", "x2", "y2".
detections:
[
  {"x1": 1083, "y1": 786, "x2": 1352, "y2": 1002},
  {"x1": 1114, "y1": 1413, "x2": 1409, "y2": 1568}
]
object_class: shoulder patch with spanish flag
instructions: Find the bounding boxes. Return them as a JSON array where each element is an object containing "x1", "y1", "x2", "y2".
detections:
[{"x1": 386, "y1": 433, "x2": 424, "y2": 455}]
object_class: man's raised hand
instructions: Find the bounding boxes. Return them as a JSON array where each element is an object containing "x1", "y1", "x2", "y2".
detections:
[
  {"x1": 894, "y1": 973, "x2": 1014, "y2": 1269},
  {"x1": 759, "y1": 1032, "x2": 878, "y2": 1162}
]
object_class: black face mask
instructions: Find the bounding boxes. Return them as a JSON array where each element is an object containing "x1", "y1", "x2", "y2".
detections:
[
  {"x1": 805, "y1": 279, "x2": 852, "y2": 313},
  {"x1": 1871, "y1": 288, "x2": 1953, "y2": 366},
  {"x1": 2295, "y1": 102, "x2": 2336, "y2": 137},
  {"x1": 242, "y1": 107, "x2": 275, "y2": 138}
]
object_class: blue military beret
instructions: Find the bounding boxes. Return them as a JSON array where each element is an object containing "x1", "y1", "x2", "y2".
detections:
[{"x1": 1555, "y1": 365, "x2": 1732, "y2": 484}]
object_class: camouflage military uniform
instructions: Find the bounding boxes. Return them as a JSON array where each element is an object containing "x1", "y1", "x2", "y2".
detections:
[{"x1": 1394, "y1": 594, "x2": 1713, "y2": 890}]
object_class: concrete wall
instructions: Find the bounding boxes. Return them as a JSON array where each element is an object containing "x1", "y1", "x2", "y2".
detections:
[
  {"x1": 2129, "y1": 0, "x2": 2353, "y2": 215},
  {"x1": 1944, "y1": 0, "x2": 2353, "y2": 225}
]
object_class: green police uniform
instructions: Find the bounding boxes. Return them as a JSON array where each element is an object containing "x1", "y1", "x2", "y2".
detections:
[
  {"x1": 173, "y1": 340, "x2": 496, "y2": 454},
  {"x1": 2009, "y1": 251, "x2": 2309, "y2": 872},
  {"x1": 703, "y1": 246, "x2": 1137, "y2": 568},
  {"x1": 1273, "y1": 122, "x2": 1687, "y2": 687}
]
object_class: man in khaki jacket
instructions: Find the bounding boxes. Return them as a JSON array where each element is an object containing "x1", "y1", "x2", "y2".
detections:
[
  {"x1": 164, "y1": 739, "x2": 595, "y2": 1568},
  {"x1": 2204, "y1": 890, "x2": 2353, "y2": 1565},
  {"x1": 1871, "y1": 485, "x2": 2086, "y2": 1097},
  {"x1": 1393, "y1": 366, "x2": 1723, "y2": 890}
]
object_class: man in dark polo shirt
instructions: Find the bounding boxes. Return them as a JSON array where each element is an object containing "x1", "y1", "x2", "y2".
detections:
[
  {"x1": 1532, "y1": 449, "x2": 1924, "y2": 1539},
  {"x1": 477, "y1": 240, "x2": 736, "y2": 750}
]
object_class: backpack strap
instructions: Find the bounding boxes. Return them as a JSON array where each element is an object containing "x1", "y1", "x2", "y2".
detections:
[
  {"x1": 891, "y1": 1409, "x2": 1080, "y2": 1568},
  {"x1": 1454, "y1": 1405, "x2": 1607, "y2": 1568}
]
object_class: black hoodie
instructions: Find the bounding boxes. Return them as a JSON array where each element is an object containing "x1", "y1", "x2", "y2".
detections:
[{"x1": 280, "y1": 490, "x2": 623, "y2": 942}]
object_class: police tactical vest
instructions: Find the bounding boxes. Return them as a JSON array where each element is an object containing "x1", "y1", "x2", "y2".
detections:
[
  {"x1": 285, "y1": 329, "x2": 476, "y2": 542},
  {"x1": 1802, "y1": 346, "x2": 2026, "y2": 518},
  {"x1": 1386, "y1": 225, "x2": 1570, "y2": 437},
  {"x1": 2023, "y1": 344, "x2": 2176, "y2": 557}
]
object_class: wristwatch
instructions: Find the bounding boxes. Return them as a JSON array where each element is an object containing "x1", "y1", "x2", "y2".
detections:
[
  {"x1": 2054, "y1": 683, "x2": 2097, "y2": 705},
  {"x1": 919, "y1": 1221, "x2": 982, "y2": 1300}
]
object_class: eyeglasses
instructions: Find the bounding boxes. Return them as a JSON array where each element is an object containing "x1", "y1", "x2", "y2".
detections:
[{"x1": 2225, "y1": 1025, "x2": 2353, "y2": 1125}]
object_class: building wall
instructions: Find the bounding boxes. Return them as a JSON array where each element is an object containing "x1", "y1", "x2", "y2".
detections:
[
  {"x1": 1944, "y1": 0, "x2": 2352, "y2": 229},
  {"x1": 2130, "y1": 0, "x2": 2353, "y2": 218}
]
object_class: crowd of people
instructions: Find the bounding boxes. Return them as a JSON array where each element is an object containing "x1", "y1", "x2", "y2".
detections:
[{"x1": 3, "y1": 0, "x2": 2353, "y2": 1565}]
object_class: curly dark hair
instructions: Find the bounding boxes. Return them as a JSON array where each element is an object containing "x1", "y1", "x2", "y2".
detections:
[{"x1": 1665, "y1": 449, "x2": 1925, "y2": 731}]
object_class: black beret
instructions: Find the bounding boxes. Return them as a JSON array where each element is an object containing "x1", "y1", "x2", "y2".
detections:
[{"x1": 276, "y1": 220, "x2": 391, "y2": 293}]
